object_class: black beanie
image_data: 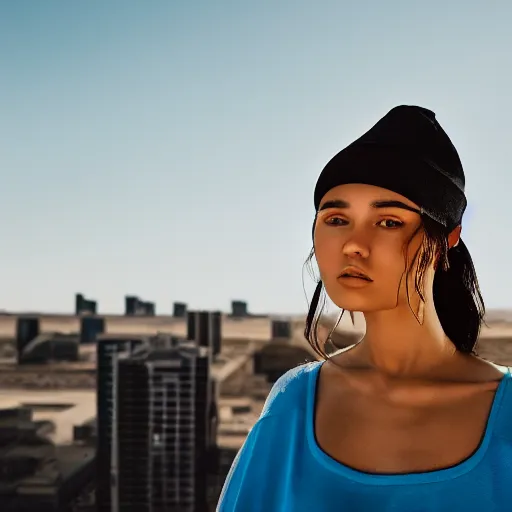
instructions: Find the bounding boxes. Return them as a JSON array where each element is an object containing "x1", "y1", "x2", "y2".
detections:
[{"x1": 314, "y1": 106, "x2": 467, "y2": 231}]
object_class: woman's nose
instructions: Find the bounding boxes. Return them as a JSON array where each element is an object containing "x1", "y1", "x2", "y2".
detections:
[{"x1": 342, "y1": 236, "x2": 370, "y2": 259}]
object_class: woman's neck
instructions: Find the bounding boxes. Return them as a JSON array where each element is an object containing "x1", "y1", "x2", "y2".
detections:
[{"x1": 356, "y1": 304, "x2": 459, "y2": 379}]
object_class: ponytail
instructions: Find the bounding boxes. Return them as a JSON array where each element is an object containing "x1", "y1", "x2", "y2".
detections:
[
  {"x1": 304, "y1": 281, "x2": 327, "y2": 359},
  {"x1": 433, "y1": 239, "x2": 485, "y2": 354}
]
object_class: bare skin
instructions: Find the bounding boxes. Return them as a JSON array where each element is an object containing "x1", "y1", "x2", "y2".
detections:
[
  {"x1": 312, "y1": 183, "x2": 505, "y2": 474},
  {"x1": 315, "y1": 347, "x2": 505, "y2": 474}
]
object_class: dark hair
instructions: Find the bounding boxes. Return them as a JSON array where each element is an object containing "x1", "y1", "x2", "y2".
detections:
[{"x1": 304, "y1": 213, "x2": 485, "y2": 359}]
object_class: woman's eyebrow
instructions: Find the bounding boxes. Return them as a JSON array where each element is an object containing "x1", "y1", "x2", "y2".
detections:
[
  {"x1": 318, "y1": 199, "x2": 349, "y2": 211},
  {"x1": 318, "y1": 199, "x2": 421, "y2": 215},
  {"x1": 372, "y1": 200, "x2": 421, "y2": 214}
]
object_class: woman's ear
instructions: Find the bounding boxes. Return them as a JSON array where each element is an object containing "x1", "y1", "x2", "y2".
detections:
[{"x1": 448, "y1": 225, "x2": 462, "y2": 249}]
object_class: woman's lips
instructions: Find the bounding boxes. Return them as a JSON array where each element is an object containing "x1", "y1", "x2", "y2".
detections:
[
  {"x1": 338, "y1": 266, "x2": 373, "y2": 281},
  {"x1": 337, "y1": 274, "x2": 373, "y2": 287}
]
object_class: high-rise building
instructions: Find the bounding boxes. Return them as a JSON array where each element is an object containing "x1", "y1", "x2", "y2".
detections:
[
  {"x1": 96, "y1": 336, "x2": 147, "y2": 512},
  {"x1": 116, "y1": 340, "x2": 212, "y2": 512},
  {"x1": 187, "y1": 310, "x2": 221, "y2": 359},
  {"x1": 196, "y1": 311, "x2": 210, "y2": 350}
]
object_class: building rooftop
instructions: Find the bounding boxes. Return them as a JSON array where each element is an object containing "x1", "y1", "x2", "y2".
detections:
[{"x1": 0, "y1": 390, "x2": 96, "y2": 445}]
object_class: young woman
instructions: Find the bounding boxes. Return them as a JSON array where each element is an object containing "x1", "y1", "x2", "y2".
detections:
[{"x1": 217, "y1": 106, "x2": 512, "y2": 511}]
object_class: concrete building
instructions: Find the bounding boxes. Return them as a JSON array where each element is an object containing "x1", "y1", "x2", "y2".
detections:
[{"x1": 0, "y1": 403, "x2": 95, "y2": 511}]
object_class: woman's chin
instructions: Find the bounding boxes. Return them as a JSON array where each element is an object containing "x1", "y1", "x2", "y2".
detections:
[
  {"x1": 330, "y1": 297, "x2": 392, "y2": 313},
  {"x1": 326, "y1": 283, "x2": 400, "y2": 313}
]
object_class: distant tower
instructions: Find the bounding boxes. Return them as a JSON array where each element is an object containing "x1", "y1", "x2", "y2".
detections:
[
  {"x1": 96, "y1": 337, "x2": 147, "y2": 512},
  {"x1": 75, "y1": 294, "x2": 85, "y2": 315},
  {"x1": 116, "y1": 342, "x2": 212, "y2": 511},
  {"x1": 125, "y1": 296, "x2": 155, "y2": 316},
  {"x1": 143, "y1": 301, "x2": 155, "y2": 316},
  {"x1": 173, "y1": 302, "x2": 187, "y2": 318},
  {"x1": 75, "y1": 293, "x2": 97, "y2": 315},
  {"x1": 16, "y1": 316, "x2": 40, "y2": 364},
  {"x1": 125, "y1": 296, "x2": 139, "y2": 316},
  {"x1": 231, "y1": 300, "x2": 248, "y2": 318}
]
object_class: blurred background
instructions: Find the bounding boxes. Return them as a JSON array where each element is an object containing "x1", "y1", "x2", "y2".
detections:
[{"x1": 0, "y1": 1, "x2": 511, "y2": 510}]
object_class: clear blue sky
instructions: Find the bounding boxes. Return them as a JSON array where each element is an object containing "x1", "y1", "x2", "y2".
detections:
[{"x1": 1, "y1": 1, "x2": 511, "y2": 315}]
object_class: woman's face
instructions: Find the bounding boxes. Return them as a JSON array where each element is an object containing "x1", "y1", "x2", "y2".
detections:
[{"x1": 314, "y1": 183, "x2": 426, "y2": 313}]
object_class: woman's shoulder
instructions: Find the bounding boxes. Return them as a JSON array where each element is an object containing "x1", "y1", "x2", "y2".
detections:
[
  {"x1": 259, "y1": 360, "x2": 323, "y2": 419},
  {"x1": 494, "y1": 364, "x2": 511, "y2": 376},
  {"x1": 492, "y1": 365, "x2": 512, "y2": 441}
]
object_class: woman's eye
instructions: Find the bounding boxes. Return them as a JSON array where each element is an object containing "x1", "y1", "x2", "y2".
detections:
[
  {"x1": 378, "y1": 219, "x2": 403, "y2": 229},
  {"x1": 325, "y1": 217, "x2": 348, "y2": 226}
]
